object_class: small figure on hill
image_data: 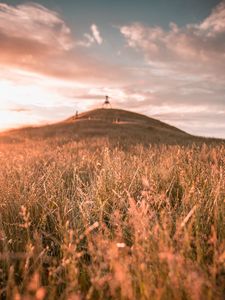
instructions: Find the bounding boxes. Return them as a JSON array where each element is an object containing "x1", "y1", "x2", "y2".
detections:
[
  {"x1": 75, "y1": 110, "x2": 79, "y2": 119},
  {"x1": 103, "y1": 95, "x2": 112, "y2": 109}
]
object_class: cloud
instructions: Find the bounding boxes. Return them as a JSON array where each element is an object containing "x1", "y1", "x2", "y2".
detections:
[
  {"x1": 120, "y1": 1, "x2": 225, "y2": 77},
  {"x1": 9, "y1": 107, "x2": 31, "y2": 112},
  {"x1": 0, "y1": 3, "x2": 127, "y2": 85},
  {"x1": 0, "y1": 3, "x2": 73, "y2": 51},
  {"x1": 78, "y1": 24, "x2": 103, "y2": 47},
  {"x1": 117, "y1": 1, "x2": 225, "y2": 138},
  {"x1": 154, "y1": 110, "x2": 225, "y2": 138},
  {"x1": 199, "y1": 1, "x2": 225, "y2": 34},
  {"x1": 91, "y1": 24, "x2": 103, "y2": 45},
  {"x1": 0, "y1": 2, "x2": 75, "y2": 76}
]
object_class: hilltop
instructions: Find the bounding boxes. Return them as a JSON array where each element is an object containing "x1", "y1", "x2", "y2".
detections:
[{"x1": 0, "y1": 108, "x2": 223, "y2": 145}]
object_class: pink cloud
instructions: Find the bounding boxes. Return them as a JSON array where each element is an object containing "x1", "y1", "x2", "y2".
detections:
[
  {"x1": 78, "y1": 24, "x2": 103, "y2": 47},
  {"x1": 0, "y1": 3, "x2": 73, "y2": 51},
  {"x1": 91, "y1": 24, "x2": 103, "y2": 45},
  {"x1": 0, "y1": 3, "x2": 128, "y2": 85},
  {"x1": 120, "y1": 1, "x2": 225, "y2": 76},
  {"x1": 199, "y1": 1, "x2": 225, "y2": 34}
]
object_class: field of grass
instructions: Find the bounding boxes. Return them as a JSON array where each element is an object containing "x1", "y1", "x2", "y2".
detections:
[{"x1": 0, "y1": 136, "x2": 224, "y2": 299}]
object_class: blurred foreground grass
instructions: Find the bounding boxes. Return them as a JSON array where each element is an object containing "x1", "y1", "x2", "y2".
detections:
[{"x1": 0, "y1": 138, "x2": 224, "y2": 299}]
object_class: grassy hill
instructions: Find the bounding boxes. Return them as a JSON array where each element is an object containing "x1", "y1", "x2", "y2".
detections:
[
  {"x1": 0, "y1": 108, "x2": 224, "y2": 299},
  {"x1": 0, "y1": 108, "x2": 224, "y2": 146}
]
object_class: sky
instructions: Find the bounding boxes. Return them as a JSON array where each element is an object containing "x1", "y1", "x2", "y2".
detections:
[{"x1": 0, "y1": 0, "x2": 224, "y2": 138}]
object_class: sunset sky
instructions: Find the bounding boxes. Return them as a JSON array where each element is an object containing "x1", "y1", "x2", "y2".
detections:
[{"x1": 0, "y1": 0, "x2": 224, "y2": 138}]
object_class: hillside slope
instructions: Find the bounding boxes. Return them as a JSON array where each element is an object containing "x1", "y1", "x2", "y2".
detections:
[{"x1": 0, "y1": 108, "x2": 223, "y2": 145}]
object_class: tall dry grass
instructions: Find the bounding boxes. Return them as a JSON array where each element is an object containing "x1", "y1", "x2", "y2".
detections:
[{"x1": 0, "y1": 138, "x2": 224, "y2": 299}]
